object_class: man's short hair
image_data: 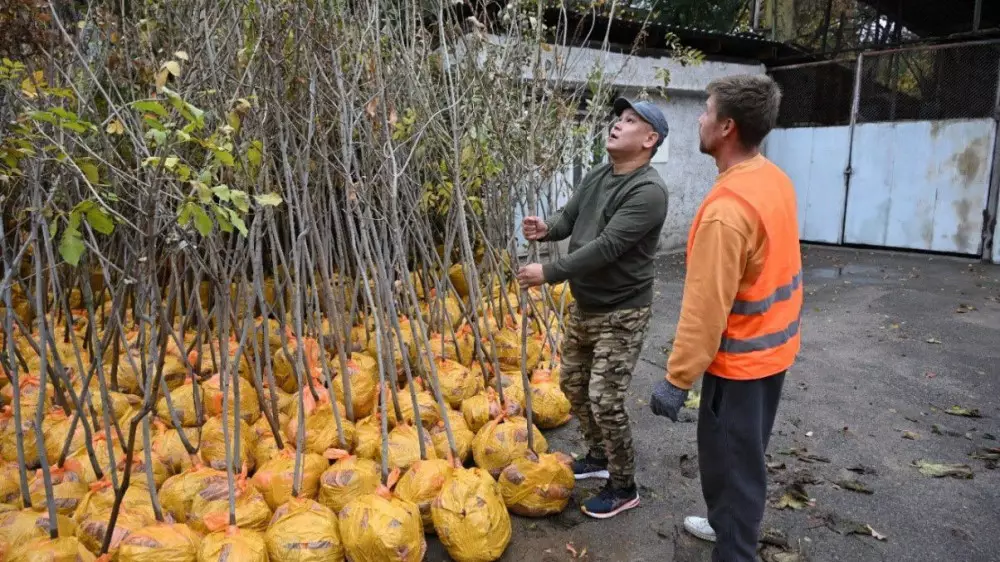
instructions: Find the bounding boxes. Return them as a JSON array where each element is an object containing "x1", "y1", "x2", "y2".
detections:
[{"x1": 706, "y1": 74, "x2": 782, "y2": 149}]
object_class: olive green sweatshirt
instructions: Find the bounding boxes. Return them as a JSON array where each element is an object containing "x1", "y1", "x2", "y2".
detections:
[{"x1": 541, "y1": 162, "x2": 669, "y2": 313}]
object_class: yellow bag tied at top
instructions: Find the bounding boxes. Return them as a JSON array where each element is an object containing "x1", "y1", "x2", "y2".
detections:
[
  {"x1": 485, "y1": 372, "x2": 526, "y2": 410},
  {"x1": 332, "y1": 352, "x2": 379, "y2": 418},
  {"x1": 7, "y1": 536, "x2": 96, "y2": 562},
  {"x1": 395, "y1": 459, "x2": 454, "y2": 532},
  {"x1": 427, "y1": 326, "x2": 476, "y2": 367},
  {"x1": 472, "y1": 416, "x2": 548, "y2": 478},
  {"x1": 0, "y1": 509, "x2": 76, "y2": 547},
  {"x1": 270, "y1": 336, "x2": 325, "y2": 394},
  {"x1": 23, "y1": 463, "x2": 89, "y2": 516},
  {"x1": 73, "y1": 478, "x2": 156, "y2": 523},
  {"x1": 75, "y1": 507, "x2": 154, "y2": 558},
  {"x1": 430, "y1": 410, "x2": 474, "y2": 464},
  {"x1": 352, "y1": 415, "x2": 383, "y2": 461},
  {"x1": 151, "y1": 422, "x2": 200, "y2": 475},
  {"x1": 532, "y1": 365, "x2": 561, "y2": 386},
  {"x1": 386, "y1": 423, "x2": 437, "y2": 472},
  {"x1": 1, "y1": 405, "x2": 43, "y2": 468},
  {"x1": 198, "y1": 526, "x2": 268, "y2": 562},
  {"x1": 0, "y1": 462, "x2": 20, "y2": 504},
  {"x1": 200, "y1": 415, "x2": 257, "y2": 473},
  {"x1": 285, "y1": 400, "x2": 355, "y2": 455},
  {"x1": 158, "y1": 465, "x2": 224, "y2": 523},
  {"x1": 431, "y1": 467, "x2": 511, "y2": 562},
  {"x1": 188, "y1": 467, "x2": 272, "y2": 535},
  {"x1": 318, "y1": 449, "x2": 381, "y2": 514},
  {"x1": 265, "y1": 497, "x2": 344, "y2": 562},
  {"x1": 250, "y1": 448, "x2": 328, "y2": 510},
  {"x1": 528, "y1": 377, "x2": 571, "y2": 429},
  {"x1": 338, "y1": 471, "x2": 426, "y2": 562},
  {"x1": 41, "y1": 408, "x2": 87, "y2": 464},
  {"x1": 433, "y1": 358, "x2": 483, "y2": 409},
  {"x1": 117, "y1": 522, "x2": 201, "y2": 562},
  {"x1": 202, "y1": 374, "x2": 260, "y2": 426},
  {"x1": 460, "y1": 388, "x2": 521, "y2": 433},
  {"x1": 156, "y1": 379, "x2": 201, "y2": 428},
  {"x1": 498, "y1": 451, "x2": 574, "y2": 516},
  {"x1": 419, "y1": 291, "x2": 464, "y2": 332}
]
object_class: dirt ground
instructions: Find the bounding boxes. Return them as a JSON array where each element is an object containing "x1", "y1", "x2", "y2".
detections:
[{"x1": 425, "y1": 245, "x2": 1000, "y2": 562}]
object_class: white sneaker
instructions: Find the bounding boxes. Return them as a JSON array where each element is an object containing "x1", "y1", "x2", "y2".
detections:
[{"x1": 683, "y1": 516, "x2": 717, "y2": 543}]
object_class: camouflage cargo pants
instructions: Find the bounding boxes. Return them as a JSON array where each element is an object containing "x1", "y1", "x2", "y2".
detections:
[{"x1": 560, "y1": 304, "x2": 651, "y2": 489}]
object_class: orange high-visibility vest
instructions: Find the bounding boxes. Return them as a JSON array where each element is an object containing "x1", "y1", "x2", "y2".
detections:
[{"x1": 686, "y1": 155, "x2": 803, "y2": 381}]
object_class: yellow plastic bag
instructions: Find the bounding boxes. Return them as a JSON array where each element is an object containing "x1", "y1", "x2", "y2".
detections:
[
  {"x1": 387, "y1": 423, "x2": 437, "y2": 472},
  {"x1": 498, "y1": 451, "x2": 574, "y2": 516},
  {"x1": 159, "y1": 465, "x2": 226, "y2": 524},
  {"x1": 433, "y1": 358, "x2": 483, "y2": 409},
  {"x1": 339, "y1": 472, "x2": 425, "y2": 562},
  {"x1": 72, "y1": 478, "x2": 156, "y2": 523},
  {"x1": 198, "y1": 526, "x2": 267, "y2": 562},
  {"x1": 66, "y1": 431, "x2": 125, "y2": 485},
  {"x1": 431, "y1": 467, "x2": 511, "y2": 562},
  {"x1": 430, "y1": 410, "x2": 474, "y2": 464},
  {"x1": 0, "y1": 462, "x2": 21, "y2": 504},
  {"x1": 41, "y1": 408, "x2": 87, "y2": 463},
  {"x1": 250, "y1": 448, "x2": 328, "y2": 510},
  {"x1": 531, "y1": 365, "x2": 560, "y2": 386},
  {"x1": 1, "y1": 405, "x2": 44, "y2": 468},
  {"x1": 199, "y1": 415, "x2": 256, "y2": 473},
  {"x1": 471, "y1": 416, "x2": 548, "y2": 478},
  {"x1": 22, "y1": 464, "x2": 88, "y2": 516},
  {"x1": 485, "y1": 372, "x2": 526, "y2": 410},
  {"x1": 352, "y1": 415, "x2": 383, "y2": 461},
  {"x1": 285, "y1": 402, "x2": 355, "y2": 456},
  {"x1": 7, "y1": 536, "x2": 96, "y2": 562},
  {"x1": 427, "y1": 326, "x2": 476, "y2": 367},
  {"x1": 395, "y1": 459, "x2": 454, "y2": 532},
  {"x1": 392, "y1": 383, "x2": 441, "y2": 429},
  {"x1": 265, "y1": 497, "x2": 344, "y2": 562},
  {"x1": 188, "y1": 468, "x2": 272, "y2": 535},
  {"x1": 156, "y1": 379, "x2": 201, "y2": 428},
  {"x1": 492, "y1": 328, "x2": 543, "y2": 371},
  {"x1": 75, "y1": 507, "x2": 153, "y2": 558},
  {"x1": 202, "y1": 374, "x2": 261, "y2": 425},
  {"x1": 272, "y1": 337, "x2": 325, "y2": 393},
  {"x1": 528, "y1": 377, "x2": 571, "y2": 429},
  {"x1": 318, "y1": 449, "x2": 381, "y2": 514},
  {"x1": 0, "y1": 508, "x2": 76, "y2": 547},
  {"x1": 460, "y1": 388, "x2": 521, "y2": 433},
  {"x1": 118, "y1": 522, "x2": 201, "y2": 562},
  {"x1": 152, "y1": 422, "x2": 200, "y2": 475},
  {"x1": 331, "y1": 352, "x2": 380, "y2": 418}
]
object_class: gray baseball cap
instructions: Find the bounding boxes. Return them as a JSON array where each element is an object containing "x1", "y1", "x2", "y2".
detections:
[{"x1": 613, "y1": 97, "x2": 669, "y2": 151}]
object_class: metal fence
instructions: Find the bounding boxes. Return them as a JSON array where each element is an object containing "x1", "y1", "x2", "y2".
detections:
[{"x1": 770, "y1": 40, "x2": 1000, "y2": 128}]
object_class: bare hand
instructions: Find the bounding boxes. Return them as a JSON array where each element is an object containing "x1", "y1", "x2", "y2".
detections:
[
  {"x1": 522, "y1": 216, "x2": 548, "y2": 241},
  {"x1": 517, "y1": 263, "x2": 545, "y2": 289}
]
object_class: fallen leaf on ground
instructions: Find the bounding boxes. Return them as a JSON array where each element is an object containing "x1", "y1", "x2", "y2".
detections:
[
  {"x1": 679, "y1": 453, "x2": 698, "y2": 479},
  {"x1": 780, "y1": 447, "x2": 831, "y2": 464},
  {"x1": 759, "y1": 528, "x2": 789, "y2": 548},
  {"x1": 925, "y1": 337, "x2": 942, "y2": 344},
  {"x1": 932, "y1": 424, "x2": 963, "y2": 437},
  {"x1": 925, "y1": 372, "x2": 936, "y2": 378},
  {"x1": 566, "y1": 543, "x2": 578, "y2": 558},
  {"x1": 766, "y1": 461, "x2": 787, "y2": 472},
  {"x1": 847, "y1": 464, "x2": 877, "y2": 475},
  {"x1": 773, "y1": 482, "x2": 811, "y2": 510},
  {"x1": 835, "y1": 479, "x2": 874, "y2": 494},
  {"x1": 969, "y1": 447, "x2": 1000, "y2": 464},
  {"x1": 956, "y1": 303, "x2": 976, "y2": 313},
  {"x1": 856, "y1": 524, "x2": 888, "y2": 541},
  {"x1": 684, "y1": 390, "x2": 700, "y2": 409},
  {"x1": 913, "y1": 460, "x2": 974, "y2": 479},
  {"x1": 945, "y1": 406, "x2": 982, "y2": 418},
  {"x1": 902, "y1": 431, "x2": 920, "y2": 440}
]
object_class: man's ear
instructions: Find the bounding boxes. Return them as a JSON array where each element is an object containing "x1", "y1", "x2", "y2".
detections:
[{"x1": 643, "y1": 131, "x2": 660, "y2": 150}]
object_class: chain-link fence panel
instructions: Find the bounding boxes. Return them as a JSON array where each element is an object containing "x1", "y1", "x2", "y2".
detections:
[
  {"x1": 857, "y1": 42, "x2": 1000, "y2": 123},
  {"x1": 770, "y1": 59, "x2": 858, "y2": 128}
]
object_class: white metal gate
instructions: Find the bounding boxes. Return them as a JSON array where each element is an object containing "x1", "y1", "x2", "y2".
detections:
[{"x1": 765, "y1": 41, "x2": 1000, "y2": 261}]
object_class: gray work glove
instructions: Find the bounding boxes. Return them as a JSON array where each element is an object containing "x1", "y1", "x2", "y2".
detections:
[{"x1": 650, "y1": 378, "x2": 689, "y2": 422}]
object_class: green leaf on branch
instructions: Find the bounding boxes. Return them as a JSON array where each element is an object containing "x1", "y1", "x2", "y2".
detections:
[
  {"x1": 77, "y1": 161, "x2": 99, "y2": 184},
  {"x1": 230, "y1": 189, "x2": 250, "y2": 213},
  {"x1": 214, "y1": 205, "x2": 233, "y2": 234},
  {"x1": 134, "y1": 100, "x2": 169, "y2": 118},
  {"x1": 212, "y1": 185, "x2": 232, "y2": 202},
  {"x1": 227, "y1": 208, "x2": 247, "y2": 236},
  {"x1": 247, "y1": 140, "x2": 263, "y2": 168},
  {"x1": 178, "y1": 202, "x2": 195, "y2": 227},
  {"x1": 164, "y1": 156, "x2": 179, "y2": 170},
  {"x1": 28, "y1": 111, "x2": 57, "y2": 124},
  {"x1": 85, "y1": 205, "x2": 114, "y2": 235},
  {"x1": 213, "y1": 149, "x2": 235, "y2": 167},
  {"x1": 59, "y1": 226, "x2": 85, "y2": 266},
  {"x1": 191, "y1": 205, "x2": 213, "y2": 236},
  {"x1": 254, "y1": 193, "x2": 282, "y2": 207}
]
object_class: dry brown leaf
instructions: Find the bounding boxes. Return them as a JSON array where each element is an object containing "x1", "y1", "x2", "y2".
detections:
[
  {"x1": 945, "y1": 406, "x2": 982, "y2": 418},
  {"x1": 913, "y1": 459, "x2": 974, "y2": 479},
  {"x1": 902, "y1": 431, "x2": 920, "y2": 440}
]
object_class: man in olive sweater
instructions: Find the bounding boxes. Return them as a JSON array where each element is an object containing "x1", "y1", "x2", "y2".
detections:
[{"x1": 517, "y1": 98, "x2": 669, "y2": 519}]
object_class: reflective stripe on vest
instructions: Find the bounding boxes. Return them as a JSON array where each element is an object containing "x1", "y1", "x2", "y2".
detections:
[
  {"x1": 719, "y1": 313, "x2": 801, "y2": 354},
  {"x1": 729, "y1": 270, "x2": 802, "y2": 316}
]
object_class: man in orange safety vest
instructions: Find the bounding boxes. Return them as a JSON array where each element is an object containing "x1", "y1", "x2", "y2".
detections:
[{"x1": 649, "y1": 73, "x2": 802, "y2": 561}]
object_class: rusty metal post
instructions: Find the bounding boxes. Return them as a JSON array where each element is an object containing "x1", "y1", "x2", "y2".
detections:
[{"x1": 839, "y1": 52, "x2": 865, "y2": 245}]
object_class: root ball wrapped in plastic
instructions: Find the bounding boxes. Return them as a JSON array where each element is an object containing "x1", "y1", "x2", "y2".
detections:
[
  {"x1": 431, "y1": 467, "x2": 511, "y2": 562},
  {"x1": 531, "y1": 365, "x2": 560, "y2": 386},
  {"x1": 67, "y1": 431, "x2": 125, "y2": 485},
  {"x1": 22, "y1": 463, "x2": 88, "y2": 516},
  {"x1": 41, "y1": 408, "x2": 87, "y2": 462},
  {"x1": 152, "y1": 423, "x2": 200, "y2": 474},
  {"x1": 1, "y1": 407, "x2": 43, "y2": 468},
  {"x1": 395, "y1": 459, "x2": 454, "y2": 532},
  {"x1": 75, "y1": 507, "x2": 153, "y2": 558},
  {"x1": 391, "y1": 383, "x2": 441, "y2": 429},
  {"x1": 432, "y1": 358, "x2": 483, "y2": 408},
  {"x1": 188, "y1": 468, "x2": 272, "y2": 535},
  {"x1": 0, "y1": 509, "x2": 77, "y2": 547},
  {"x1": 73, "y1": 477, "x2": 156, "y2": 523},
  {"x1": 331, "y1": 352, "x2": 380, "y2": 418},
  {"x1": 338, "y1": 472, "x2": 426, "y2": 562},
  {"x1": 471, "y1": 416, "x2": 548, "y2": 478},
  {"x1": 386, "y1": 423, "x2": 437, "y2": 472},
  {"x1": 460, "y1": 388, "x2": 521, "y2": 433},
  {"x1": 271, "y1": 337, "x2": 324, "y2": 394},
  {"x1": 352, "y1": 415, "x2": 383, "y2": 461},
  {"x1": 7, "y1": 536, "x2": 96, "y2": 562},
  {"x1": 156, "y1": 380, "x2": 202, "y2": 428},
  {"x1": 528, "y1": 376, "x2": 571, "y2": 429},
  {"x1": 285, "y1": 401, "x2": 355, "y2": 456},
  {"x1": 198, "y1": 526, "x2": 267, "y2": 562},
  {"x1": 485, "y1": 371, "x2": 526, "y2": 410},
  {"x1": 0, "y1": 462, "x2": 21, "y2": 504},
  {"x1": 427, "y1": 326, "x2": 476, "y2": 366},
  {"x1": 199, "y1": 415, "x2": 256, "y2": 472},
  {"x1": 202, "y1": 374, "x2": 260, "y2": 425},
  {"x1": 430, "y1": 410, "x2": 474, "y2": 464},
  {"x1": 492, "y1": 328, "x2": 544, "y2": 371},
  {"x1": 159, "y1": 465, "x2": 226, "y2": 523},
  {"x1": 498, "y1": 451, "x2": 574, "y2": 516},
  {"x1": 265, "y1": 498, "x2": 344, "y2": 562},
  {"x1": 118, "y1": 522, "x2": 201, "y2": 562},
  {"x1": 250, "y1": 448, "x2": 328, "y2": 510},
  {"x1": 319, "y1": 449, "x2": 381, "y2": 514}
]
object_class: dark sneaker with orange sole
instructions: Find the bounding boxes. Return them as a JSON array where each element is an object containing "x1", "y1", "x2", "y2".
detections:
[
  {"x1": 571, "y1": 454, "x2": 610, "y2": 480},
  {"x1": 581, "y1": 484, "x2": 640, "y2": 519}
]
